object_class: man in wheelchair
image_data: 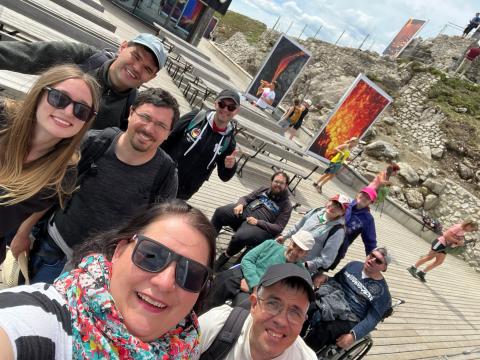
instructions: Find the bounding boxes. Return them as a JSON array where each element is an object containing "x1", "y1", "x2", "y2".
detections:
[{"x1": 302, "y1": 247, "x2": 392, "y2": 352}]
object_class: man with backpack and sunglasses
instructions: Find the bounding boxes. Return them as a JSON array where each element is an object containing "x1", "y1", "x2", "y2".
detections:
[
  {"x1": 10, "y1": 88, "x2": 179, "y2": 283},
  {"x1": 161, "y1": 89, "x2": 240, "y2": 200},
  {"x1": 0, "y1": 33, "x2": 166, "y2": 130}
]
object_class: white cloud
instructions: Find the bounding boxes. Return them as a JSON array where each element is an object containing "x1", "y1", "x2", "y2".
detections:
[{"x1": 229, "y1": 0, "x2": 480, "y2": 53}]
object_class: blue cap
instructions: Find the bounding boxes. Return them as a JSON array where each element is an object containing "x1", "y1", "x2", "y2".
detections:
[{"x1": 131, "y1": 33, "x2": 167, "y2": 69}]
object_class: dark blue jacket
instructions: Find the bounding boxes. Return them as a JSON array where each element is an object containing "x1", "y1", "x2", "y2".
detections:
[{"x1": 338, "y1": 200, "x2": 377, "y2": 259}]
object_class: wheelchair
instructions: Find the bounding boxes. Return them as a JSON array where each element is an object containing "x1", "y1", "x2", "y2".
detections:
[{"x1": 303, "y1": 297, "x2": 405, "y2": 360}]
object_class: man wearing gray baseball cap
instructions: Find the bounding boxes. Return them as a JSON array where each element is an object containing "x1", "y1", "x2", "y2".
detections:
[
  {"x1": 0, "y1": 33, "x2": 167, "y2": 130},
  {"x1": 198, "y1": 263, "x2": 317, "y2": 359}
]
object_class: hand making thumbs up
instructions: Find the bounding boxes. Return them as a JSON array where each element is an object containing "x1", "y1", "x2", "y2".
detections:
[{"x1": 224, "y1": 149, "x2": 238, "y2": 169}]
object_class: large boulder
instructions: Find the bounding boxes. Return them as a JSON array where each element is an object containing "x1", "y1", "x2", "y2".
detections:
[
  {"x1": 404, "y1": 189, "x2": 424, "y2": 208},
  {"x1": 424, "y1": 194, "x2": 440, "y2": 210},
  {"x1": 458, "y1": 163, "x2": 474, "y2": 180},
  {"x1": 423, "y1": 178, "x2": 446, "y2": 195},
  {"x1": 431, "y1": 147, "x2": 444, "y2": 160},
  {"x1": 398, "y1": 163, "x2": 419, "y2": 185},
  {"x1": 364, "y1": 141, "x2": 399, "y2": 160}
]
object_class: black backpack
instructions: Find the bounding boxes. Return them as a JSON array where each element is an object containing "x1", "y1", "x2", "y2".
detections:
[
  {"x1": 76, "y1": 127, "x2": 175, "y2": 205},
  {"x1": 200, "y1": 307, "x2": 250, "y2": 360}
]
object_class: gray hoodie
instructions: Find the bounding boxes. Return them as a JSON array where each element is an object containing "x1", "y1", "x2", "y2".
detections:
[{"x1": 283, "y1": 207, "x2": 345, "y2": 272}]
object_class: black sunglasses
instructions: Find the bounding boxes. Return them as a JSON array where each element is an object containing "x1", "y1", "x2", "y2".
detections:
[
  {"x1": 217, "y1": 100, "x2": 238, "y2": 112},
  {"x1": 44, "y1": 87, "x2": 96, "y2": 122},
  {"x1": 368, "y1": 252, "x2": 384, "y2": 265},
  {"x1": 131, "y1": 234, "x2": 211, "y2": 293}
]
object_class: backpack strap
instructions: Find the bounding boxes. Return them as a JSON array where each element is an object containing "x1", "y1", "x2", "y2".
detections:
[
  {"x1": 77, "y1": 127, "x2": 122, "y2": 178},
  {"x1": 186, "y1": 110, "x2": 208, "y2": 132},
  {"x1": 324, "y1": 223, "x2": 345, "y2": 271},
  {"x1": 78, "y1": 49, "x2": 116, "y2": 73},
  {"x1": 119, "y1": 88, "x2": 138, "y2": 131},
  {"x1": 199, "y1": 307, "x2": 250, "y2": 360}
]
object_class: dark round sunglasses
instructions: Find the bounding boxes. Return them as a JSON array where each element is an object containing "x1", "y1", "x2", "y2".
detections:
[
  {"x1": 44, "y1": 86, "x2": 96, "y2": 122},
  {"x1": 217, "y1": 100, "x2": 238, "y2": 112},
  {"x1": 131, "y1": 234, "x2": 212, "y2": 293}
]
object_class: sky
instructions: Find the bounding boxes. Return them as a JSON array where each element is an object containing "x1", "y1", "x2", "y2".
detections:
[{"x1": 228, "y1": 0, "x2": 479, "y2": 53}]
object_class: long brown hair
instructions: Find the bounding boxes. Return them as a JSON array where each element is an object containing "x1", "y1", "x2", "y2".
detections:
[{"x1": 0, "y1": 64, "x2": 100, "y2": 206}]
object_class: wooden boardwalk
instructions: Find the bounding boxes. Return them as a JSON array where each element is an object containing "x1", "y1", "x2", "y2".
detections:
[{"x1": 1, "y1": 1, "x2": 478, "y2": 358}]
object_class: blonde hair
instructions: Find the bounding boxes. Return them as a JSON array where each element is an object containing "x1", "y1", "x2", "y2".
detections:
[
  {"x1": 0, "y1": 64, "x2": 100, "y2": 206},
  {"x1": 462, "y1": 219, "x2": 478, "y2": 231}
]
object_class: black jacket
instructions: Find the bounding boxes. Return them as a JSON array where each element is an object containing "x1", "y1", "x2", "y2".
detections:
[
  {"x1": 0, "y1": 41, "x2": 136, "y2": 130},
  {"x1": 161, "y1": 110, "x2": 237, "y2": 199},
  {"x1": 237, "y1": 186, "x2": 292, "y2": 235}
]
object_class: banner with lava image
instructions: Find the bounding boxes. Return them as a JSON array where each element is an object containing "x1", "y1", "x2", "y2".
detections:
[
  {"x1": 246, "y1": 34, "x2": 311, "y2": 108},
  {"x1": 383, "y1": 18, "x2": 426, "y2": 58},
  {"x1": 306, "y1": 74, "x2": 392, "y2": 163}
]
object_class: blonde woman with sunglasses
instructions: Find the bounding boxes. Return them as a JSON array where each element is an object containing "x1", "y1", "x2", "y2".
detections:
[{"x1": 0, "y1": 64, "x2": 100, "y2": 264}]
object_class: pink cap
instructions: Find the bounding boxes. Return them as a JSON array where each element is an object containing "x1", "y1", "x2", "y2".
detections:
[
  {"x1": 360, "y1": 187, "x2": 377, "y2": 202},
  {"x1": 330, "y1": 194, "x2": 351, "y2": 212}
]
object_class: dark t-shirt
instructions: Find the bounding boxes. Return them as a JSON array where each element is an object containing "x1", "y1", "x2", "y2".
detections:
[
  {"x1": 0, "y1": 102, "x2": 74, "y2": 237},
  {"x1": 53, "y1": 131, "x2": 178, "y2": 247}
]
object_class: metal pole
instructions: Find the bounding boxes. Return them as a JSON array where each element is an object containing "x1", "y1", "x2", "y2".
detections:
[
  {"x1": 334, "y1": 30, "x2": 345, "y2": 45},
  {"x1": 437, "y1": 24, "x2": 448, "y2": 37},
  {"x1": 358, "y1": 34, "x2": 370, "y2": 50},
  {"x1": 272, "y1": 16, "x2": 281, "y2": 31},
  {"x1": 367, "y1": 39, "x2": 375, "y2": 51},
  {"x1": 285, "y1": 20, "x2": 294, "y2": 35},
  {"x1": 164, "y1": 0, "x2": 179, "y2": 27},
  {"x1": 313, "y1": 25, "x2": 323, "y2": 39},
  {"x1": 298, "y1": 24, "x2": 308, "y2": 40}
]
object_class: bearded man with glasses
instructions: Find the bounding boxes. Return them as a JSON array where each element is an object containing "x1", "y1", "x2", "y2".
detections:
[
  {"x1": 198, "y1": 263, "x2": 317, "y2": 359},
  {"x1": 161, "y1": 89, "x2": 240, "y2": 200},
  {"x1": 302, "y1": 247, "x2": 392, "y2": 351}
]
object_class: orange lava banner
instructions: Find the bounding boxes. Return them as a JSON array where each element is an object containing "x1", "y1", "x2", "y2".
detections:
[
  {"x1": 307, "y1": 74, "x2": 392, "y2": 162},
  {"x1": 383, "y1": 18, "x2": 426, "y2": 58}
]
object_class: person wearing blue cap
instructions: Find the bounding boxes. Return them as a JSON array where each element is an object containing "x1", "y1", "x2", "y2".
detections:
[{"x1": 0, "y1": 33, "x2": 167, "y2": 130}]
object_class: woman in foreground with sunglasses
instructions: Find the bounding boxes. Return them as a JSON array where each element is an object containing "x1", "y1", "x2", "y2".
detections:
[
  {"x1": 0, "y1": 200, "x2": 215, "y2": 359},
  {"x1": 0, "y1": 64, "x2": 100, "y2": 264}
]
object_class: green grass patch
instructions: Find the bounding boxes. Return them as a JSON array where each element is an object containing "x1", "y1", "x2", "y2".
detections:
[
  {"x1": 428, "y1": 76, "x2": 480, "y2": 150},
  {"x1": 215, "y1": 11, "x2": 267, "y2": 44}
]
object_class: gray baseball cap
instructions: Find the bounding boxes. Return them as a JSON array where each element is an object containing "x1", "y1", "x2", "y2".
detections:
[
  {"x1": 215, "y1": 89, "x2": 241, "y2": 105},
  {"x1": 131, "y1": 33, "x2": 167, "y2": 69},
  {"x1": 258, "y1": 263, "x2": 314, "y2": 301}
]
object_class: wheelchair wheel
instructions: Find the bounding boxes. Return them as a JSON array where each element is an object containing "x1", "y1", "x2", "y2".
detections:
[{"x1": 336, "y1": 337, "x2": 372, "y2": 360}]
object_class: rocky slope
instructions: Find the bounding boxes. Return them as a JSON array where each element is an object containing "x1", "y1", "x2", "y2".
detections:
[{"x1": 216, "y1": 28, "x2": 480, "y2": 271}]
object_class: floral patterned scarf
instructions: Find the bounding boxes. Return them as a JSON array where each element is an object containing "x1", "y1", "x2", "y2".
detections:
[{"x1": 53, "y1": 254, "x2": 200, "y2": 359}]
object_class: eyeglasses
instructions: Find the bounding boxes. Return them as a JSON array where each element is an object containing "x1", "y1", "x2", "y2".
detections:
[
  {"x1": 44, "y1": 87, "x2": 96, "y2": 122},
  {"x1": 217, "y1": 100, "x2": 238, "y2": 112},
  {"x1": 257, "y1": 296, "x2": 307, "y2": 325},
  {"x1": 131, "y1": 234, "x2": 211, "y2": 293},
  {"x1": 133, "y1": 110, "x2": 171, "y2": 132},
  {"x1": 368, "y1": 252, "x2": 384, "y2": 265}
]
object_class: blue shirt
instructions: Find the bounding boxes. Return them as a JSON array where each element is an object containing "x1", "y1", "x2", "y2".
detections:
[{"x1": 333, "y1": 261, "x2": 391, "y2": 340}]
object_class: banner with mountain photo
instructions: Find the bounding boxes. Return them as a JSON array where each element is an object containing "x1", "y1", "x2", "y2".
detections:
[
  {"x1": 245, "y1": 34, "x2": 311, "y2": 108},
  {"x1": 383, "y1": 18, "x2": 427, "y2": 58},
  {"x1": 306, "y1": 74, "x2": 392, "y2": 163}
]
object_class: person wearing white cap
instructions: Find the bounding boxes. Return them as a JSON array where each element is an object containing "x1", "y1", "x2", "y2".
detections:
[
  {"x1": 277, "y1": 194, "x2": 349, "y2": 275},
  {"x1": 203, "y1": 230, "x2": 315, "y2": 311},
  {"x1": 0, "y1": 33, "x2": 167, "y2": 130}
]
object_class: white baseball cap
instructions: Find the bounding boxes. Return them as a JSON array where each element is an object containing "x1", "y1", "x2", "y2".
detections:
[{"x1": 291, "y1": 230, "x2": 315, "y2": 251}]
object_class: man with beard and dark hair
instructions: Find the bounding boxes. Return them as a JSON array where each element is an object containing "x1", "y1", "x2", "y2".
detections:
[
  {"x1": 13, "y1": 88, "x2": 179, "y2": 284},
  {"x1": 211, "y1": 171, "x2": 293, "y2": 271}
]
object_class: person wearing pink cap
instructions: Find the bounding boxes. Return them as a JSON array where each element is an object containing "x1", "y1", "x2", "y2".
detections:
[{"x1": 329, "y1": 187, "x2": 378, "y2": 270}]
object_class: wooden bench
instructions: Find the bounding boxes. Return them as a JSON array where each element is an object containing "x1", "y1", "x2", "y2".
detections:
[
  {"x1": 0, "y1": 5, "x2": 75, "y2": 43},
  {"x1": 2, "y1": 0, "x2": 119, "y2": 48},
  {"x1": 236, "y1": 143, "x2": 317, "y2": 194}
]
